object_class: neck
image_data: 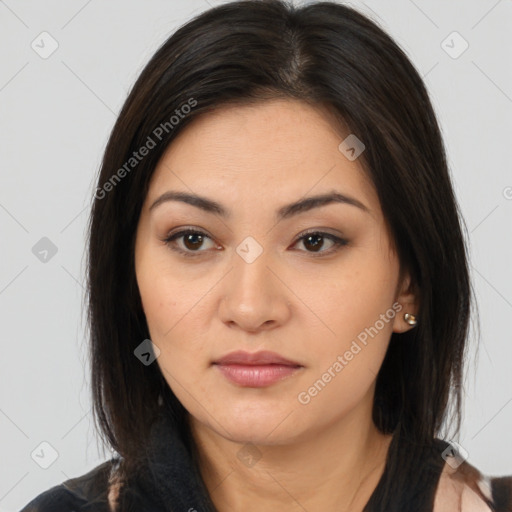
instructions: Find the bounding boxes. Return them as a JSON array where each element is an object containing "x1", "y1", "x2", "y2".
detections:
[{"x1": 188, "y1": 401, "x2": 393, "y2": 512}]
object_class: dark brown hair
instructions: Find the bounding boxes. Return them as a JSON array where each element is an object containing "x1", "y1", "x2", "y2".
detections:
[{"x1": 86, "y1": 1, "x2": 479, "y2": 509}]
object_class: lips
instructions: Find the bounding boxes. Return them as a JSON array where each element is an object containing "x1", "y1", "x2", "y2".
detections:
[
  {"x1": 212, "y1": 350, "x2": 303, "y2": 387},
  {"x1": 213, "y1": 350, "x2": 302, "y2": 367}
]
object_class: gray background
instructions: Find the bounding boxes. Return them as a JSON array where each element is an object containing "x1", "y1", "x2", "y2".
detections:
[{"x1": 1, "y1": 0, "x2": 511, "y2": 510}]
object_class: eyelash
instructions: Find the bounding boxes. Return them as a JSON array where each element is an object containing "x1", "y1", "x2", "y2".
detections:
[{"x1": 162, "y1": 228, "x2": 348, "y2": 258}]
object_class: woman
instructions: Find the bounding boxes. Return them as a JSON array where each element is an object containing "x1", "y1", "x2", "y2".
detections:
[{"x1": 21, "y1": 0, "x2": 512, "y2": 510}]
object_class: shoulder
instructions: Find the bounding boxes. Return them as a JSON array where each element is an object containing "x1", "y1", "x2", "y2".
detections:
[
  {"x1": 433, "y1": 454, "x2": 512, "y2": 512},
  {"x1": 20, "y1": 457, "x2": 120, "y2": 512}
]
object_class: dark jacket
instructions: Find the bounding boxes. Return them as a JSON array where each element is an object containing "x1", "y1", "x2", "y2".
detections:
[{"x1": 20, "y1": 407, "x2": 512, "y2": 512}]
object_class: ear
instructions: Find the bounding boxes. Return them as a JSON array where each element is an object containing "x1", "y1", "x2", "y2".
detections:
[{"x1": 392, "y1": 272, "x2": 419, "y2": 334}]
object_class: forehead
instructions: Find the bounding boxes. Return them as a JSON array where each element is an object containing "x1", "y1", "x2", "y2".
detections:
[{"x1": 147, "y1": 99, "x2": 378, "y2": 216}]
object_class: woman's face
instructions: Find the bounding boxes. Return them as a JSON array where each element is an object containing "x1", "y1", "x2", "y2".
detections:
[{"x1": 135, "y1": 99, "x2": 417, "y2": 446}]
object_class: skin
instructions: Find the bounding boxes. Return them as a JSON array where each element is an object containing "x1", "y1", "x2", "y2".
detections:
[{"x1": 134, "y1": 99, "x2": 420, "y2": 511}]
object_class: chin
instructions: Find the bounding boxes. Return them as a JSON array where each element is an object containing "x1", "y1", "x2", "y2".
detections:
[
  {"x1": 219, "y1": 425, "x2": 292, "y2": 447},
  {"x1": 202, "y1": 403, "x2": 303, "y2": 445}
]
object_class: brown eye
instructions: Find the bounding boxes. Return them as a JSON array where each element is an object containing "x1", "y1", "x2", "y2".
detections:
[
  {"x1": 163, "y1": 229, "x2": 217, "y2": 257},
  {"x1": 302, "y1": 233, "x2": 326, "y2": 252},
  {"x1": 163, "y1": 228, "x2": 348, "y2": 259},
  {"x1": 182, "y1": 232, "x2": 205, "y2": 251},
  {"x1": 294, "y1": 231, "x2": 348, "y2": 255}
]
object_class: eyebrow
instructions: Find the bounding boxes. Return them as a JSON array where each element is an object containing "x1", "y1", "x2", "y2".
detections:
[{"x1": 149, "y1": 190, "x2": 370, "y2": 219}]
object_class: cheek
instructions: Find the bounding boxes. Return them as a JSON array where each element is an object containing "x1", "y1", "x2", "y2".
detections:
[
  {"x1": 137, "y1": 266, "x2": 216, "y2": 373},
  {"x1": 138, "y1": 255, "x2": 201, "y2": 338},
  {"x1": 295, "y1": 256, "x2": 397, "y2": 342},
  {"x1": 292, "y1": 252, "x2": 398, "y2": 387},
  {"x1": 295, "y1": 297, "x2": 396, "y2": 417}
]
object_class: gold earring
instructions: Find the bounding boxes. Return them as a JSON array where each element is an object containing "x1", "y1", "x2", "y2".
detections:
[{"x1": 404, "y1": 313, "x2": 417, "y2": 326}]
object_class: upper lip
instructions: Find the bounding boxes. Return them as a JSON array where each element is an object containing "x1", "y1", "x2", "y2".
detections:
[{"x1": 213, "y1": 350, "x2": 302, "y2": 367}]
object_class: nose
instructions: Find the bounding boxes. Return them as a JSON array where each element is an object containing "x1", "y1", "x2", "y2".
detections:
[{"x1": 218, "y1": 247, "x2": 292, "y2": 333}]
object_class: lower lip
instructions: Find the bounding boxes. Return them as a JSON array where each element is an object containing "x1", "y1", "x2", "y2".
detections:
[{"x1": 214, "y1": 364, "x2": 301, "y2": 387}]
